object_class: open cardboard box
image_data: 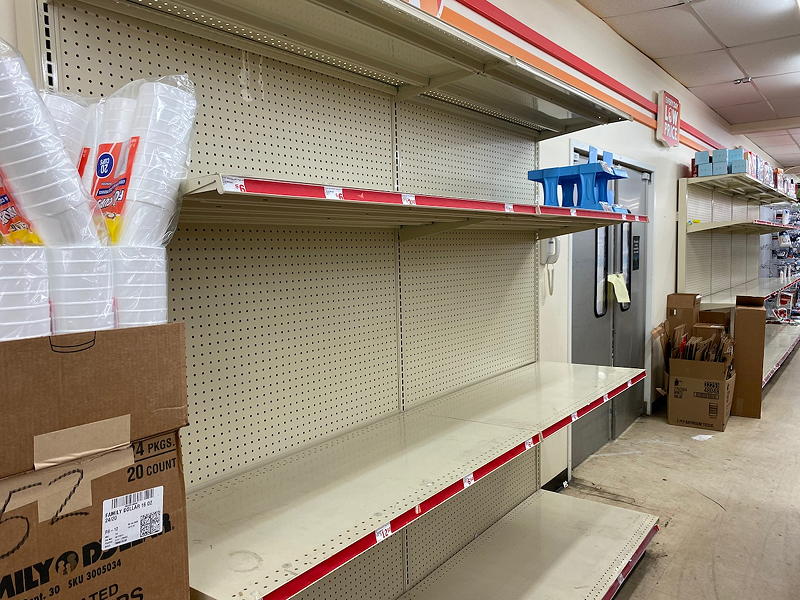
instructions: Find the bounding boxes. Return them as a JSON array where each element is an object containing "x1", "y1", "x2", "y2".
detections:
[{"x1": 668, "y1": 359, "x2": 735, "y2": 431}]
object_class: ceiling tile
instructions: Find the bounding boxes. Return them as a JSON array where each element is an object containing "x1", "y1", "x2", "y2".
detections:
[
  {"x1": 750, "y1": 133, "x2": 797, "y2": 145},
  {"x1": 769, "y1": 97, "x2": 800, "y2": 118},
  {"x1": 729, "y1": 36, "x2": 800, "y2": 77},
  {"x1": 577, "y1": 0, "x2": 683, "y2": 18},
  {"x1": 691, "y1": 0, "x2": 800, "y2": 46},
  {"x1": 715, "y1": 101, "x2": 777, "y2": 124},
  {"x1": 656, "y1": 50, "x2": 744, "y2": 87},
  {"x1": 689, "y1": 81, "x2": 763, "y2": 108},
  {"x1": 754, "y1": 72, "x2": 800, "y2": 99},
  {"x1": 759, "y1": 143, "x2": 800, "y2": 155},
  {"x1": 606, "y1": 6, "x2": 722, "y2": 59}
]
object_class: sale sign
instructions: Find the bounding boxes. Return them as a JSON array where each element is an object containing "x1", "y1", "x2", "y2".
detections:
[{"x1": 656, "y1": 90, "x2": 681, "y2": 147}]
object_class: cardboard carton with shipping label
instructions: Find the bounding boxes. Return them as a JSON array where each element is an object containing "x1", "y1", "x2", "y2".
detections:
[
  {"x1": 0, "y1": 431, "x2": 188, "y2": 600},
  {"x1": 668, "y1": 359, "x2": 735, "y2": 431}
]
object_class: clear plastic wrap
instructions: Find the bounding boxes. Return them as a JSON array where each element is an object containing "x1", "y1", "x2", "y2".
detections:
[
  {"x1": 0, "y1": 172, "x2": 43, "y2": 245},
  {"x1": 47, "y1": 246, "x2": 114, "y2": 334},
  {"x1": 0, "y1": 38, "x2": 106, "y2": 247},
  {"x1": 112, "y1": 246, "x2": 167, "y2": 328},
  {"x1": 83, "y1": 74, "x2": 196, "y2": 247},
  {"x1": 0, "y1": 245, "x2": 50, "y2": 341},
  {"x1": 40, "y1": 90, "x2": 90, "y2": 168}
]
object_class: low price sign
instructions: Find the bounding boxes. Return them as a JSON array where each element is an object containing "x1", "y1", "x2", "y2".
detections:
[{"x1": 656, "y1": 90, "x2": 680, "y2": 147}]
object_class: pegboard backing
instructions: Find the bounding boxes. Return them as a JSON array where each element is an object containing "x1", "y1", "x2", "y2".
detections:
[
  {"x1": 405, "y1": 448, "x2": 539, "y2": 588},
  {"x1": 685, "y1": 231, "x2": 712, "y2": 296},
  {"x1": 294, "y1": 532, "x2": 406, "y2": 600},
  {"x1": 731, "y1": 198, "x2": 748, "y2": 220},
  {"x1": 51, "y1": 0, "x2": 394, "y2": 188},
  {"x1": 399, "y1": 230, "x2": 538, "y2": 408},
  {"x1": 711, "y1": 232, "x2": 732, "y2": 294},
  {"x1": 396, "y1": 101, "x2": 537, "y2": 204},
  {"x1": 686, "y1": 185, "x2": 713, "y2": 222},
  {"x1": 731, "y1": 233, "x2": 747, "y2": 286},
  {"x1": 168, "y1": 225, "x2": 400, "y2": 489},
  {"x1": 747, "y1": 233, "x2": 761, "y2": 280}
]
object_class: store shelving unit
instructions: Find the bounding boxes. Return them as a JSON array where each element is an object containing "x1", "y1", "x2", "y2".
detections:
[
  {"x1": 40, "y1": 1, "x2": 657, "y2": 599},
  {"x1": 182, "y1": 175, "x2": 648, "y2": 238},
  {"x1": 686, "y1": 219, "x2": 798, "y2": 236},
  {"x1": 763, "y1": 324, "x2": 800, "y2": 386},
  {"x1": 686, "y1": 173, "x2": 797, "y2": 203},
  {"x1": 188, "y1": 363, "x2": 646, "y2": 600},
  {"x1": 398, "y1": 490, "x2": 658, "y2": 600},
  {"x1": 700, "y1": 276, "x2": 800, "y2": 309}
]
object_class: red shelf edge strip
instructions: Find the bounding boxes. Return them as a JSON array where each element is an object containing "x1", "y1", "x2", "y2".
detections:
[
  {"x1": 229, "y1": 177, "x2": 649, "y2": 223},
  {"x1": 601, "y1": 523, "x2": 660, "y2": 600},
  {"x1": 259, "y1": 370, "x2": 647, "y2": 600}
]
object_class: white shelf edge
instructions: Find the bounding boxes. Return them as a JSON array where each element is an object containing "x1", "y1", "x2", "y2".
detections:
[{"x1": 762, "y1": 323, "x2": 800, "y2": 386}]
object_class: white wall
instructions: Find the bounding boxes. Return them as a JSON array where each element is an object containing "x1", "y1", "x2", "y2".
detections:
[{"x1": 1, "y1": 0, "x2": 17, "y2": 46}]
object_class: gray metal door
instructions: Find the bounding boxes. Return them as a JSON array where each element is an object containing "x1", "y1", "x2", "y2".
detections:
[{"x1": 571, "y1": 158, "x2": 649, "y2": 467}]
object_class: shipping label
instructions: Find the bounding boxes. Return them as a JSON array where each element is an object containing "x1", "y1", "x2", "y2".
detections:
[{"x1": 101, "y1": 486, "x2": 163, "y2": 551}]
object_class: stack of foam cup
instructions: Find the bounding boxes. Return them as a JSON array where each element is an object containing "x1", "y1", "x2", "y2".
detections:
[
  {"x1": 47, "y1": 246, "x2": 114, "y2": 334},
  {"x1": 113, "y1": 246, "x2": 167, "y2": 328},
  {"x1": 82, "y1": 97, "x2": 136, "y2": 194},
  {"x1": 0, "y1": 246, "x2": 50, "y2": 341},
  {"x1": 41, "y1": 92, "x2": 89, "y2": 168},
  {"x1": 118, "y1": 81, "x2": 196, "y2": 247},
  {"x1": 0, "y1": 48, "x2": 100, "y2": 247}
]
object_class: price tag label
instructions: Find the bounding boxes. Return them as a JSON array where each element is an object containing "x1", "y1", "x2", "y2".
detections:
[
  {"x1": 617, "y1": 574, "x2": 625, "y2": 585},
  {"x1": 622, "y1": 214, "x2": 628, "y2": 221},
  {"x1": 569, "y1": 208, "x2": 577, "y2": 216},
  {"x1": 375, "y1": 523, "x2": 392, "y2": 542},
  {"x1": 414, "y1": 505, "x2": 422, "y2": 515},
  {"x1": 401, "y1": 194, "x2": 416, "y2": 205},
  {"x1": 324, "y1": 186, "x2": 344, "y2": 200},
  {"x1": 504, "y1": 203, "x2": 514, "y2": 213},
  {"x1": 571, "y1": 412, "x2": 578, "y2": 422},
  {"x1": 221, "y1": 176, "x2": 246, "y2": 193},
  {"x1": 627, "y1": 380, "x2": 633, "y2": 388},
  {"x1": 524, "y1": 438, "x2": 535, "y2": 450},
  {"x1": 603, "y1": 394, "x2": 609, "y2": 403},
  {"x1": 463, "y1": 473, "x2": 475, "y2": 488}
]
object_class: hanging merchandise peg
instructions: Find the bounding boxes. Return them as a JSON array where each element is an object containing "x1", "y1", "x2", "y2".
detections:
[{"x1": 527, "y1": 146, "x2": 628, "y2": 211}]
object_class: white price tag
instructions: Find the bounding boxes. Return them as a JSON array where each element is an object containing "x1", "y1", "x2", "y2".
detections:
[
  {"x1": 401, "y1": 194, "x2": 416, "y2": 206},
  {"x1": 463, "y1": 473, "x2": 475, "y2": 488},
  {"x1": 504, "y1": 203, "x2": 514, "y2": 213},
  {"x1": 102, "y1": 486, "x2": 164, "y2": 551},
  {"x1": 627, "y1": 380, "x2": 633, "y2": 388},
  {"x1": 221, "y1": 175, "x2": 246, "y2": 193},
  {"x1": 603, "y1": 394, "x2": 609, "y2": 403},
  {"x1": 622, "y1": 214, "x2": 628, "y2": 221},
  {"x1": 524, "y1": 438, "x2": 535, "y2": 450},
  {"x1": 569, "y1": 208, "x2": 577, "y2": 216},
  {"x1": 324, "y1": 186, "x2": 344, "y2": 200},
  {"x1": 375, "y1": 523, "x2": 392, "y2": 542},
  {"x1": 571, "y1": 412, "x2": 578, "y2": 422},
  {"x1": 617, "y1": 574, "x2": 625, "y2": 585}
]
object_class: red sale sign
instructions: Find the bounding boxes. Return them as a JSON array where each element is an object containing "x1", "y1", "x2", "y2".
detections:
[{"x1": 656, "y1": 90, "x2": 680, "y2": 147}]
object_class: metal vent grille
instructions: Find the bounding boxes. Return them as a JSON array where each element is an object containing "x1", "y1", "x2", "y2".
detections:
[
  {"x1": 52, "y1": 0, "x2": 395, "y2": 188},
  {"x1": 168, "y1": 225, "x2": 400, "y2": 488},
  {"x1": 396, "y1": 101, "x2": 537, "y2": 204},
  {"x1": 405, "y1": 447, "x2": 538, "y2": 587},
  {"x1": 399, "y1": 231, "x2": 538, "y2": 408}
]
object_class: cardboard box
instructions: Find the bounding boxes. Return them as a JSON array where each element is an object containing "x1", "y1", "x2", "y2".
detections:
[
  {"x1": 712, "y1": 161, "x2": 728, "y2": 175},
  {"x1": 728, "y1": 147, "x2": 744, "y2": 162},
  {"x1": 712, "y1": 148, "x2": 729, "y2": 163},
  {"x1": 699, "y1": 308, "x2": 731, "y2": 330},
  {"x1": 733, "y1": 304, "x2": 766, "y2": 418},
  {"x1": 1, "y1": 324, "x2": 187, "y2": 479},
  {"x1": 668, "y1": 359, "x2": 735, "y2": 431},
  {"x1": 667, "y1": 293, "x2": 701, "y2": 331},
  {"x1": 697, "y1": 163, "x2": 713, "y2": 177},
  {"x1": 729, "y1": 159, "x2": 747, "y2": 174},
  {"x1": 0, "y1": 430, "x2": 188, "y2": 600},
  {"x1": 694, "y1": 150, "x2": 710, "y2": 164},
  {"x1": 692, "y1": 323, "x2": 726, "y2": 342}
]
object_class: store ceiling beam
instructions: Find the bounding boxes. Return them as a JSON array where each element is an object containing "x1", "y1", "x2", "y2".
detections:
[{"x1": 730, "y1": 116, "x2": 800, "y2": 135}]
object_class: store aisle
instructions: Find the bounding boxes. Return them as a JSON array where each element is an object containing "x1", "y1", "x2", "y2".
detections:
[{"x1": 564, "y1": 353, "x2": 800, "y2": 600}]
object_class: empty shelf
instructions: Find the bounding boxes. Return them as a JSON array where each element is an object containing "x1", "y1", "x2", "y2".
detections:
[
  {"x1": 701, "y1": 277, "x2": 800, "y2": 309},
  {"x1": 187, "y1": 362, "x2": 646, "y2": 600},
  {"x1": 763, "y1": 324, "x2": 800, "y2": 386},
  {"x1": 181, "y1": 175, "x2": 648, "y2": 238},
  {"x1": 399, "y1": 490, "x2": 659, "y2": 600},
  {"x1": 686, "y1": 173, "x2": 796, "y2": 203},
  {"x1": 687, "y1": 219, "x2": 796, "y2": 235}
]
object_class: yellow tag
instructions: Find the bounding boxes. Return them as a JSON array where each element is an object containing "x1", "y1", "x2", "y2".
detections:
[{"x1": 607, "y1": 273, "x2": 630, "y2": 303}]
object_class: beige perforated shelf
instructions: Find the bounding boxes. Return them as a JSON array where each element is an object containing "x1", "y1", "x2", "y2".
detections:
[
  {"x1": 686, "y1": 173, "x2": 795, "y2": 203},
  {"x1": 398, "y1": 490, "x2": 659, "y2": 600},
  {"x1": 700, "y1": 276, "x2": 800, "y2": 309},
  {"x1": 687, "y1": 219, "x2": 797, "y2": 235},
  {"x1": 92, "y1": 0, "x2": 629, "y2": 138},
  {"x1": 181, "y1": 175, "x2": 648, "y2": 240},
  {"x1": 186, "y1": 362, "x2": 645, "y2": 600},
  {"x1": 763, "y1": 324, "x2": 800, "y2": 386}
]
